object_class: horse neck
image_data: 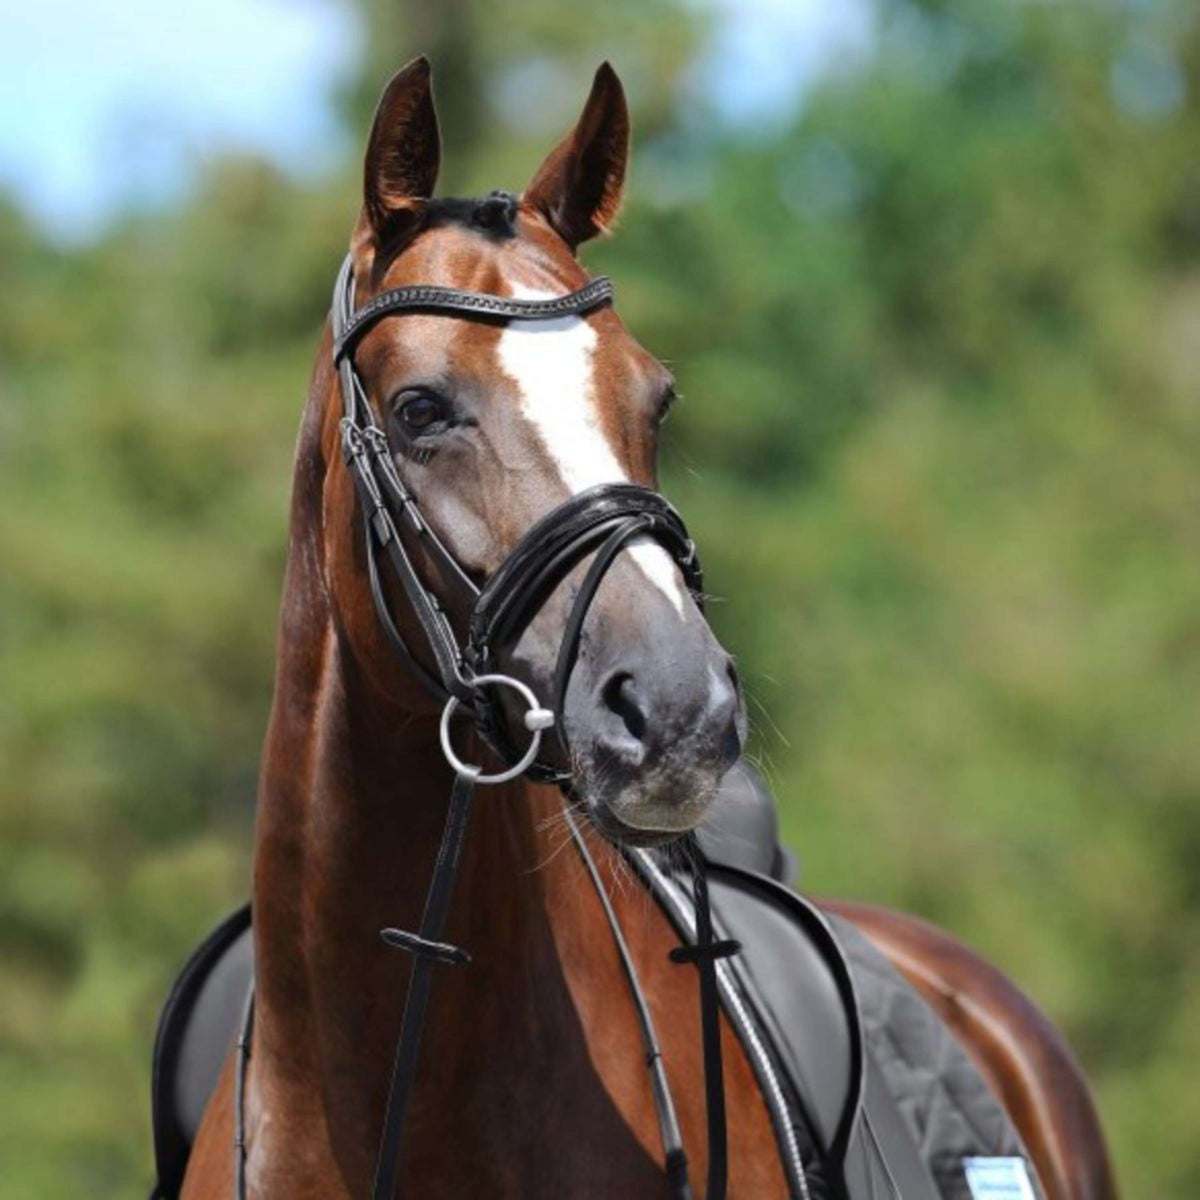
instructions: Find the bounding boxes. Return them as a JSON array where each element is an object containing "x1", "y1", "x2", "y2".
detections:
[
  {"x1": 251, "y1": 618, "x2": 558, "y2": 1061},
  {"x1": 249, "y1": 364, "x2": 575, "y2": 1180}
]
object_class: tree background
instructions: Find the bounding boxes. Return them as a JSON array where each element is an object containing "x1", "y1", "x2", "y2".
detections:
[{"x1": 2, "y1": 0, "x2": 1198, "y2": 1195}]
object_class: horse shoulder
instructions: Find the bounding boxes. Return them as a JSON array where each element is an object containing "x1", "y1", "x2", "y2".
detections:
[{"x1": 820, "y1": 899, "x2": 1118, "y2": 1200}]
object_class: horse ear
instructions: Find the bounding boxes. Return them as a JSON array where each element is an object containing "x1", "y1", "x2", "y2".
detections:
[
  {"x1": 523, "y1": 63, "x2": 630, "y2": 251},
  {"x1": 360, "y1": 56, "x2": 441, "y2": 246}
]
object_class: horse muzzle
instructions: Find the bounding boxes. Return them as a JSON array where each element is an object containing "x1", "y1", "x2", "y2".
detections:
[{"x1": 558, "y1": 579, "x2": 745, "y2": 842}]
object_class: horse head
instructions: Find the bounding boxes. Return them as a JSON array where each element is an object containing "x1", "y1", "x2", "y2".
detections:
[{"x1": 322, "y1": 56, "x2": 744, "y2": 845}]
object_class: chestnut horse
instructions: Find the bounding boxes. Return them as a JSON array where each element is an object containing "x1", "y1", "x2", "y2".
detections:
[{"x1": 180, "y1": 58, "x2": 1116, "y2": 1200}]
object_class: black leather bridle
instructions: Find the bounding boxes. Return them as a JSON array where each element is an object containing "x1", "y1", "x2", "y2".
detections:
[
  {"x1": 331, "y1": 251, "x2": 703, "y2": 782},
  {"x1": 234, "y1": 244, "x2": 739, "y2": 1200}
]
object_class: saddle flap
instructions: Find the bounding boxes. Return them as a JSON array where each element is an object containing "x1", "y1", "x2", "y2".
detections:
[
  {"x1": 639, "y1": 853, "x2": 947, "y2": 1200},
  {"x1": 706, "y1": 867, "x2": 858, "y2": 1153},
  {"x1": 151, "y1": 903, "x2": 253, "y2": 1199}
]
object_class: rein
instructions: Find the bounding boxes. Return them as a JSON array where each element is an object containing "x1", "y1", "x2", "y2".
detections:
[{"x1": 235, "y1": 249, "x2": 738, "y2": 1200}]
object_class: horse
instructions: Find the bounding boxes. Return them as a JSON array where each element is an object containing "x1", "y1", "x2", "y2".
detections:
[{"x1": 174, "y1": 57, "x2": 1116, "y2": 1200}]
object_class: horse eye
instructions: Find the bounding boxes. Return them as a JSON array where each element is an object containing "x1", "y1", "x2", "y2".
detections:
[
  {"x1": 395, "y1": 391, "x2": 447, "y2": 434},
  {"x1": 656, "y1": 387, "x2": 677, "y2": 425}
]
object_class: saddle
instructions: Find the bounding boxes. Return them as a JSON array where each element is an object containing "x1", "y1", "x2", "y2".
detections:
[{"x1": 148, "y1": 764, "x2": 1042, "y2": 1200}]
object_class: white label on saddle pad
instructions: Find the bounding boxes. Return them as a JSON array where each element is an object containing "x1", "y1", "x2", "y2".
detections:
[{"x1": 963, "y1": 1157, "x2": 1037, "y2": 1200}]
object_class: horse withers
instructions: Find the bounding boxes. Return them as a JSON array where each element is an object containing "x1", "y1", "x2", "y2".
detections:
[{"x1": 159, "y1": 58, "x2": 1116, "y2": 1200}]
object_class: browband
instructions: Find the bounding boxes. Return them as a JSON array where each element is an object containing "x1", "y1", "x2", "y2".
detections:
[{"x1": 333, "y1": 275, "x2": 614, "y2": 362}]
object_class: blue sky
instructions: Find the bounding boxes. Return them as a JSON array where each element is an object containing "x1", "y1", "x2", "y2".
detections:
[{"x1": 0, "y1": 0, "x2": 870, "y2": 242}]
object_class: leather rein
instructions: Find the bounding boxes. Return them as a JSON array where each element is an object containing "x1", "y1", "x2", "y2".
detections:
[{"x1": 234, "y1": 250, "x2": 740, "y2": 1200}]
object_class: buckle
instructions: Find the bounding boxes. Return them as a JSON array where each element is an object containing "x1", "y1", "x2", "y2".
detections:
[{"x1": 340, "y1": 418, "x2": 364, "y2": 463}]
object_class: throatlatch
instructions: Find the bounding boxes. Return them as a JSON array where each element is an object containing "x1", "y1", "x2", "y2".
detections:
[{"x1": 234, "y1": 246, "x2": 738, "y2": 1200}]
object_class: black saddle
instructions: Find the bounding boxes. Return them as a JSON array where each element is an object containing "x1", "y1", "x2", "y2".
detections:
[{"x1": 148, "y1": 763, "x2": 1042, "y2": 1200}]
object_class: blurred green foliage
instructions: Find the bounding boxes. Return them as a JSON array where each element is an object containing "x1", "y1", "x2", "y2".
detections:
[{"x1": 2, "y1": 0, "x2": 1198, "y2": 1195}]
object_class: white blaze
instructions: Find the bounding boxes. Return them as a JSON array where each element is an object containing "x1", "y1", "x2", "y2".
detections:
[{"x1": 497, "y1": 286, "x2": 685, "y2": 615}]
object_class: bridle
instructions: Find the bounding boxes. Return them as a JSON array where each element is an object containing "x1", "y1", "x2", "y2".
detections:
[
  {"x1": 331, "y1": 251, "x2": 703, "y2": 783},
  {"x1": 234, "y1": 237, "x2": 740, "y2": 1200}
]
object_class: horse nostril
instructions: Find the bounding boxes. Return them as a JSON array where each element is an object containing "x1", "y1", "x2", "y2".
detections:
[
  {"x1": 720, "y1": 721, "x2": 742, "y2": 770},
  {"x1": 601, "y1": 671, "x2": 648, "y2": 744}
]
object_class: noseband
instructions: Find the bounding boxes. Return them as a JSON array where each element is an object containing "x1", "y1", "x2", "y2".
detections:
[
  {"x1": 331, "y1": 252, "x2": 703, "y2": 782},
  {"x1": 235, "y1": 250, "x2": 735, "y2": 1200}
]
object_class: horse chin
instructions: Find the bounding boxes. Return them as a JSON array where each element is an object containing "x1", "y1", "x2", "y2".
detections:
[
  {"x1": 581, "y1": 771, "x2": 721, "y2": 849},
  {"x1": 583, "y1": 802, "x2": 684, "y2": 849}
]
